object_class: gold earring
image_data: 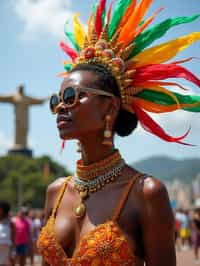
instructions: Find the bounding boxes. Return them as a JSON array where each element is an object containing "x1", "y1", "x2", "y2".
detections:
[
  {"x1": 77, "y1": 141, "x2": 82, "y2": 153},
  {"x1": 102, "y1": 115, "x2": 112, "y2": 145}
]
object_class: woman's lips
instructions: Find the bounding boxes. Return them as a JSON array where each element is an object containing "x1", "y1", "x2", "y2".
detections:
[
  {"x1": 57, "y1": 120, "x2": 72, "y2": 129},
  {"x1": 57, "y1": 115, "x2": 72, "y2": 129}
]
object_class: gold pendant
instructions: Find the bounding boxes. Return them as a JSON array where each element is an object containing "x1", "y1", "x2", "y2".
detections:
[
  {"x1": 74, "y1": 202, "x2": 86, "y2": 218},
  {"x1": 80, "y1": 190, "x2": 88, "y2": 199}
]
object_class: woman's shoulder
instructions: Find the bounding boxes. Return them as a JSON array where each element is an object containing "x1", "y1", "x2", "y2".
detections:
[
  {"x1": 126, "y1": 166, "x2": 169, "y2": 203},
  {"x1": 44, "y1": 176, "x2": 71, "y2": 219},
  {"x1": 45, "y1": 176, "x2": 71, "y2": 207},
  {"x1": 140, "y1": 175, "x2": 168, "y2": 199},
  {"x1": 46, "y1": 176, "x2": 70, "y2": 196}
]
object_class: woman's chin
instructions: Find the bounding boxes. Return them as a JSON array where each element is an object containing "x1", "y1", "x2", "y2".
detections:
[{"x1": 59, "y1": 129, "x2": 77, "y2": 140}]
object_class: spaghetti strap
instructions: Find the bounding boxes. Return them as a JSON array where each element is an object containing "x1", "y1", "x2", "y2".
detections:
[
  {"x1": 112, "y1": 173, "x2": 144, "y2": 221},
  {"x1": 52, "y1": 176, "x2": 72, "y2": 217}
]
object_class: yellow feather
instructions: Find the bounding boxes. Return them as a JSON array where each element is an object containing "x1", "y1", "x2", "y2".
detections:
[{"x1": 134, "y1": 32, "x2": 200, "y2": 67}]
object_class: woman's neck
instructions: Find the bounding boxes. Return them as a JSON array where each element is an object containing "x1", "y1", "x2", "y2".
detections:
[{"x1": 79, "y1": 133, "x2": 115, "y2": 165}]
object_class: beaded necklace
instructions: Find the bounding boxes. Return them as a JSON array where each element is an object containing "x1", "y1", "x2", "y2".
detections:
[{"x1": 74, "y1": 150, "x2": 125, "y2": 218}]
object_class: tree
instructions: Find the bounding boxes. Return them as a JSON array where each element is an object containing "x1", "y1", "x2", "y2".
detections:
[{"x1": 0, "y1": 155, "x2": 70, "y2": 210}]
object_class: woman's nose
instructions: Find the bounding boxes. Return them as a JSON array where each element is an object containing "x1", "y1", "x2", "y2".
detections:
[{"x1": 55, "y1": 102, "x2": 67, "y2": 113}]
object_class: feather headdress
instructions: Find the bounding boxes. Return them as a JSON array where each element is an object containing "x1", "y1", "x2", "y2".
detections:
[{"x1": 60, "y1": 0, "x2": 200, "y2": 145}]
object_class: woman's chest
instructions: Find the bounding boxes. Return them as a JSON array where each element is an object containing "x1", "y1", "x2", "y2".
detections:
[{"x1": 54, "y1": 191, "x2": 142, "y2": 258}]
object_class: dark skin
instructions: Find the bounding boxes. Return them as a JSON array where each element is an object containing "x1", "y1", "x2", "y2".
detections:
[{"x1": 43, "y1": 70, "x2": 176, "y2": 266}]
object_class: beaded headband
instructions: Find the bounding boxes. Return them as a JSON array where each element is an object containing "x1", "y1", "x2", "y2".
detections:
[{"x1": 59, "y1": 0, "x2": 200, "y2": 145}]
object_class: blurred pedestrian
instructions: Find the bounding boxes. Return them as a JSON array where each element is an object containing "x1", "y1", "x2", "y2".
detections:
[
  {"x1": 0, "y1": 201, "x2": 14, "y2": 266},
  {"x1": 192, "y1": 208, "x2": 200, "y2": 264},
  {"x1": 31, "y1": 210, "x2": 42, "y2": 255},
  {"x1": 12, "y1": 207, "x2": 32, "y2": 266},
  {"x1": 175, "y1": 210, "x2": 182, "y2": 251},
  {"x1": 179, "y1": 209, "x2": 191, "y2": 250}
]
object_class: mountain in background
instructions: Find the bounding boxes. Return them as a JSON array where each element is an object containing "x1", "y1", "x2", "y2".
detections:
[{"x1": 132, "y1": 156, "x2": 200, "y2": 183}]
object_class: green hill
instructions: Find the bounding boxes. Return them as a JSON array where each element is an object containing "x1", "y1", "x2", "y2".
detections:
[
  {"x1": 0, "y1": 155, "x2": 71, "y2": 209},
  {"x1": 133, "y1": 156, "x2": 200, "y2": 183}
]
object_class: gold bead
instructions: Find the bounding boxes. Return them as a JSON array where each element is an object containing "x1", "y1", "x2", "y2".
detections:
[
  {"x1": 80, "y1": 190, "x2": 88, "y2": 199},
  {"x1": 75, "y1": 203, "x2": 86, "y2": 218},
  {"x1": 104, "y1": 130, "x2": 112, "y2": 138}
]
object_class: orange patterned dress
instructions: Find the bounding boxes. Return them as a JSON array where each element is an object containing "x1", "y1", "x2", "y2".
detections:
[{"x1": 37, "y1": 174, "x2": 142, "y2": 266}]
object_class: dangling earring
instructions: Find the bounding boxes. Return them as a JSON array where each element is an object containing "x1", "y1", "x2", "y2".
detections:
[
  {"x1": 102, "y1": 115, "x2": 112, "y2": 145},
  {"x1": 77, "y1": 141, "x2": 82, "y2": 153}
]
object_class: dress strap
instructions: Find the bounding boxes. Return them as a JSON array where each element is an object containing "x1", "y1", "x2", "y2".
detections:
[
  {"x1": 112, "y1": 173, "x2": 144, "y2": 221},
  {"x1": 52, "y1": 176, "x2": 72, "y2": 217}
]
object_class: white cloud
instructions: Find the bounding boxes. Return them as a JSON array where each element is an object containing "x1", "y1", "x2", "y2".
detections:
[{"x1": 12, "y1": 0, "x2": 75, "y2": 40}]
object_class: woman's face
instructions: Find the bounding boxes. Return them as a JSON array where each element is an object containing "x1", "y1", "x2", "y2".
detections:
[{"x1": 56, "y1": 70, "x2": 114, "y2": 141}]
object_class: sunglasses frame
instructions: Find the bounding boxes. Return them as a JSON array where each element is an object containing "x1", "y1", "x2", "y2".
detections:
[{"x1": 50, "y1": 86, "x2": 115, "y2": 114}]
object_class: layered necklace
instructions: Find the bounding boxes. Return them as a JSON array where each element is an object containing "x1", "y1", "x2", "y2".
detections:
[{"x1": 73, "y1": 150, "x2": 125, "y2": 218}]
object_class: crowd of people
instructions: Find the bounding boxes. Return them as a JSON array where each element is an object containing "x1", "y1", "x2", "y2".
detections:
[
  {"x1": 0, "y1": 201, "x2": 44, "y2": 266},
  {"x1": 175, "y1": 208, "x2": 200, "y2": 264}
]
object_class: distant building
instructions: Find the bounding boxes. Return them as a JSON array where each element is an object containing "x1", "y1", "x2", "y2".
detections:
[{"x1": 165, "y1": 179, "x2": 193, "y2": 209}]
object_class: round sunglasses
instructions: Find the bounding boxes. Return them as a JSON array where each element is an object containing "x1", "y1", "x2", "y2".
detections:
[{"x1": 49, "y1": 86, "x2": 115, "y2": 114}]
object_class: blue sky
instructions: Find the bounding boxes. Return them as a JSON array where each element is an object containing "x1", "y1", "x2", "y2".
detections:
[{"x1": 0, "y1": 0, "x2": 200, "y2": 172}]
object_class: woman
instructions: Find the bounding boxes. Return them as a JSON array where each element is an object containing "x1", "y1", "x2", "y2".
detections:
[
  {"x1": 12, "y1": 207, "x2": 32, "y2": 266},
  {"x1": 37, "y1": 0, "x2": 200, "y2": 265},
  {"x1": 192, "y1": 209, "x2": 200, "y2": 263},
  {"x1": 0, "y1": 201, "x2": 14, "y2": 266}
]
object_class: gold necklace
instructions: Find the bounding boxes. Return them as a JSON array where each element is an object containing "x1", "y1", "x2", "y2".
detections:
[{"x1": 73, "y1": 151, "x2": 125, "y2": 218}]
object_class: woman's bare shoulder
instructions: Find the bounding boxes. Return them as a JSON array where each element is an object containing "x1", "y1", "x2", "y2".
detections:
[
  {"x1": 44, "y1": 176, "x2": 71, "y2": 218},
  {"x1": 137, "y1": 174, "x2": 168, "y2": 201},
  {"x1": 126, "y1": 166, "x2": 169, "y2": 204},
  {"x1": 46, "y1": 177, "x2": 67, "y2": 196}
]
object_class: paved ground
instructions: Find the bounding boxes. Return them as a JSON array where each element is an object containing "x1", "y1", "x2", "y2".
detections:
[
  {"x1": 25, "y1": 249, "x2": 198, "y2": 265},
  {"x1": 177, "y1": 248, "x2": 200, "y2": 266}
]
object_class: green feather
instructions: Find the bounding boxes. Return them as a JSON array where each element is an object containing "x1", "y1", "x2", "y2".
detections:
[
  {"x1": 137, "y1": 89, "x2": 200, "y2": 112},
  {"x1": 129, "y1": 14, "x2": 200, "y2": 58},
  {"x1": 64, "y1": 22, "x2": 80, "y2": 52},
  {"x1": 102, "y1": 9, "x2": 106, "y2": 27},
  {"x1": 93, "y1": 2, "x2": 98, "y2": 18},
  {"x1": 108, "y1": 0, "x2": 132, "y2": 39}
]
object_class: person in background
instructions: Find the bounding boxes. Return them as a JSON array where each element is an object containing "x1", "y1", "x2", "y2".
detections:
[
  {"x1": 192, "y1": 208, "x2": 200, "y2": 264},
  {"x1": 28, "y1": 210, "x2": 42, "y2": 265},
  {"x1": 175, "y1": 210, "x2": 182, "y2": 252},
  {"x1": 12, "y1": 207, "x2": 32, "y2": 266},
  {"x1": 32, "y1": 210, "x2": 42, "y2": 254},
  {"x1": 26, "y1": 209, "x2": 34, "y2": 266},
  {"x1": 179, "y1": 210, "x2": 191, "y2": 250},
  {"x1": 0, "y1": 201, "x2": 14, "y2": 266}
]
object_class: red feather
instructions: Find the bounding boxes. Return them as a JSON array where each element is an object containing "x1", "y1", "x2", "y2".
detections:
[
  {"x1": 132, "y1": 102, "x2": 193, "y2": 145},
  {"x1": 60, "y1": 140, "x2": 66, "y2": 153},
  {"x1": 95, "y1": 0, "x2": 106, "y2": 36},
  {"x1": 60, "y1": 41, "x2": 78, "y2": 62},
  {"x1": 107, "y1": 0, "x2": 114, "y2": 24},
  {"x1": 134, "y1": 63, "x2": 200, "y2": 87}
]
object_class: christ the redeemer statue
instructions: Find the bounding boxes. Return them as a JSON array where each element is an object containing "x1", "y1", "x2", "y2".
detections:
[{"x1": 0, "y1": 84, "x2": 47, "y2": 156}]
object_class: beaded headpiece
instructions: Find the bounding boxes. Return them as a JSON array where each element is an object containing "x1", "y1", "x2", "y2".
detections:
[{"x1": 60, "y1": 0, "x2": 200, "y2": 145}]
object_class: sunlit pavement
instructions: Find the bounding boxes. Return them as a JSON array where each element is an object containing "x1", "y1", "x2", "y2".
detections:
[{"x1": 177, "y1": 248, "x2": 200, "y2": 266}]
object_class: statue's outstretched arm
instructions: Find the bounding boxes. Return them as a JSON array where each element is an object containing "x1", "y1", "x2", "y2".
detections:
[
  {"x1": 28, "y1": 96, "x2": 48, "y2": 105},
  {"x1": 0, "y1": 95, "x2": 14, "y2": 103}
]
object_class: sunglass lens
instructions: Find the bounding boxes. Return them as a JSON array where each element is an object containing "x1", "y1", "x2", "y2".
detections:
[
  {"x1": 50, "y1": 94, "x2": 59, "y2": 113},
  {"x1": 63, "y1": 87, "x2": 76, "y2": 106}
]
